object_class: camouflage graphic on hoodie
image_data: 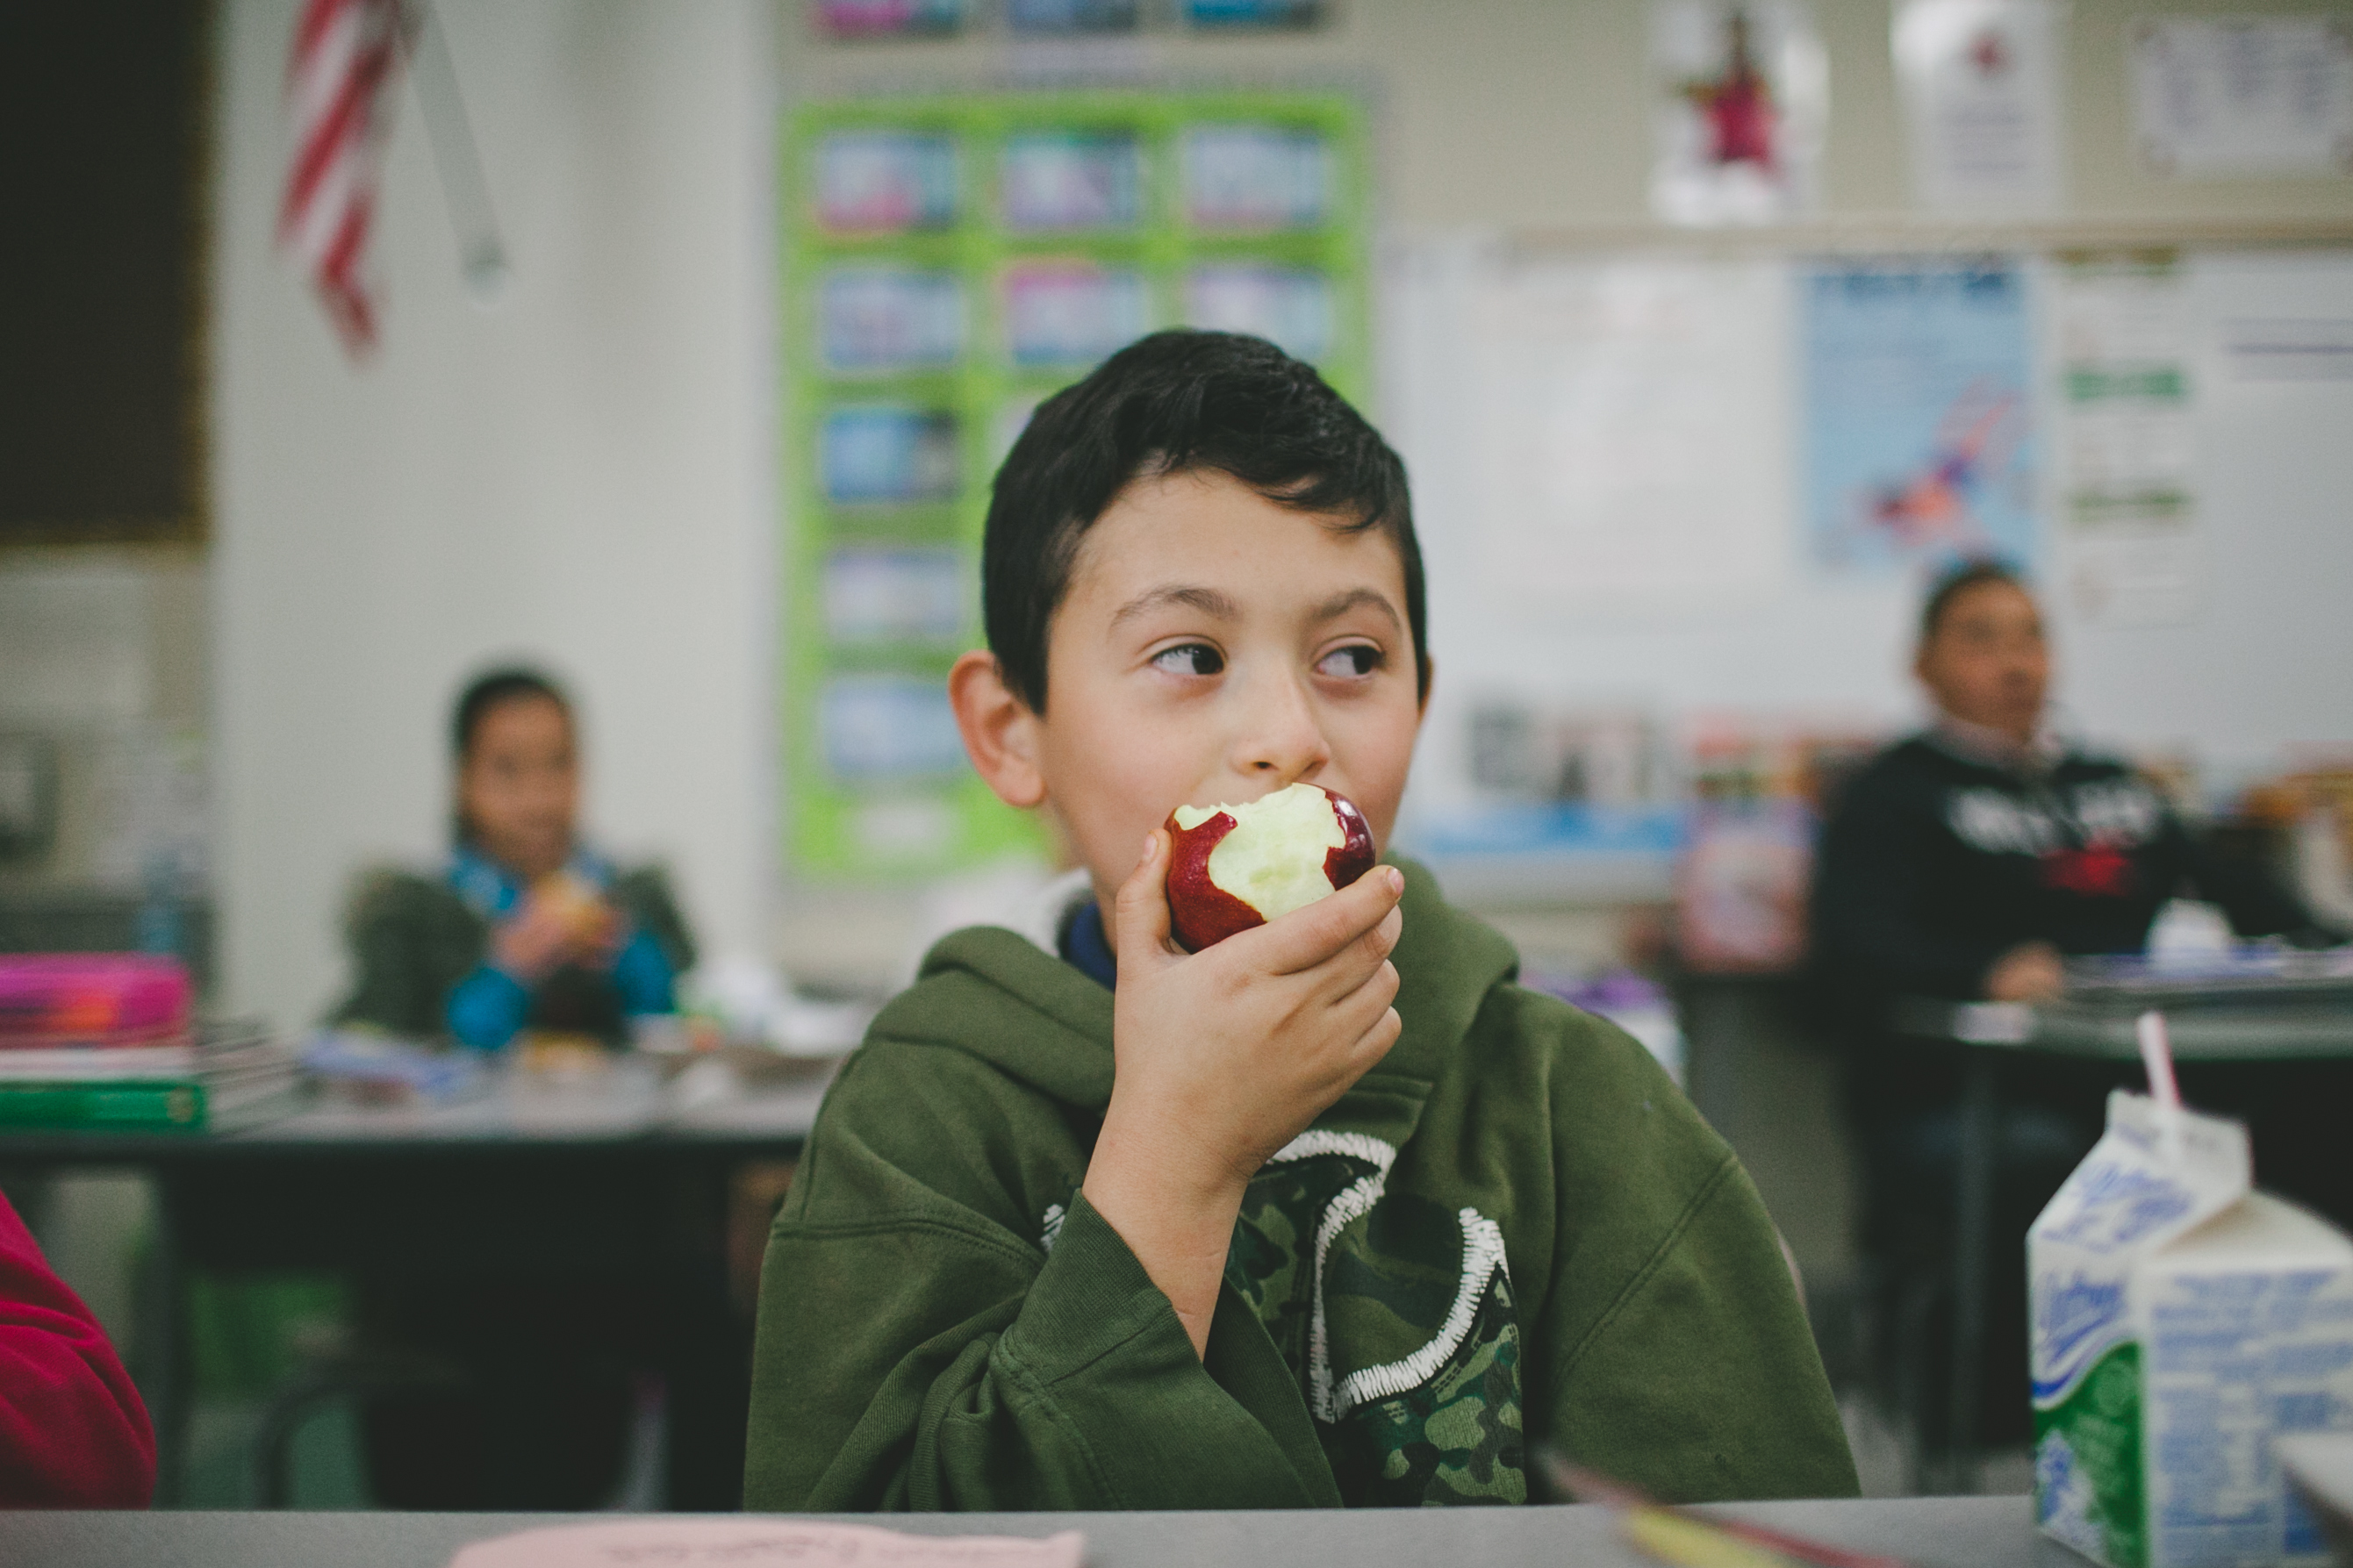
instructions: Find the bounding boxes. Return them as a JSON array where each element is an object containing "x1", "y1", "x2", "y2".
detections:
[{"x1": 1223, "y1": 1131, "x2": 1526, "y2": 1507}]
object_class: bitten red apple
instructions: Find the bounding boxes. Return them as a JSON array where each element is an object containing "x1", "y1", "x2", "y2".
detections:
[{"x1": 1163, "y1": 782, "x2": 1377, "y2": 953}]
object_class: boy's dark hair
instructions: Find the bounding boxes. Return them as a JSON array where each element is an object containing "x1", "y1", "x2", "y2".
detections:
[
  {"x1": 452, "y1": 667, "x2": 572, "y2": 761},
  {"x1": 982, "y1": 330, "x2": 1426, "y2": 713},
  {"x1": 1919, "y1": 558, "x2": 2028, "y2": 641}
]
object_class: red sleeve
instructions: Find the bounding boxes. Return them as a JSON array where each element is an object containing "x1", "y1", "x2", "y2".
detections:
[{"x1": 0, "y1": 1192, "x2": 154, "y2": 1507}]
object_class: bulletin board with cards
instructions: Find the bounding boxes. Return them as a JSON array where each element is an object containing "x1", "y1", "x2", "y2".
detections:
[{"x1": 782, "y1": 90, "x2": 1371, "y2": 879}]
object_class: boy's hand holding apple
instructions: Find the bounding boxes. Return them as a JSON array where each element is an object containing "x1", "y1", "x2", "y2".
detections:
[{"x1": 1081, "y1": 799, "x2": 1403, "y2": 1358}]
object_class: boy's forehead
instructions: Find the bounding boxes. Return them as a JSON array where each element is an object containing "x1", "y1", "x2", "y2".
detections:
[{"x1": 1061, "y1": 469, "x2": 1408, "y2": 615}]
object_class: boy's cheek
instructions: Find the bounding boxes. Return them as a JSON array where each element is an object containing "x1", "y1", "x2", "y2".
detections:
[
  {"x1": 1040, "y1": 722, "x2": 1200, "y2": 872},
  {"x1": 1327, "y1": 716, "x2": 1423, "y2": 852}
]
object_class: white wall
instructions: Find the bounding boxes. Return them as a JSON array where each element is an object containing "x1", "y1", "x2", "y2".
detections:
[{"x1": 212, "y1": 0, "x2": 774, "y2": 1030}]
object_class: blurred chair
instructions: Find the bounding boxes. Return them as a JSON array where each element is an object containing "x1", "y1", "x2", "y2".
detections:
[
  {"x1": 248, "y1": 1331, "x2": 461, "y2": 1508},
  {"x1": 1840, "y1": 1049, "x2": 2095, "y2": 1489}
]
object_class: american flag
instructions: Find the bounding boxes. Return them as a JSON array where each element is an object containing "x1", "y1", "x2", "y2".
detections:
[{"x1": 278, "y1": 0, "x2": 407, "y2": 354}]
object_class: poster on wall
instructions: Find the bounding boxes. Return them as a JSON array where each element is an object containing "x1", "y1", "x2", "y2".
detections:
[
  {"x1": 1799, "y1": 259, "x2": 2040, "y2": 577},
  {"x1": 1465, "y1": 256, "x2": 1794, "y2": 608},
  {"x1": 785, "y1": 92, "x2": 1369, "y2": 878},
  {"x1": 1183, "y1": 0, "x2": 1324, "y2": 29},
  {"x1": 2052, "y1": 254, "x2": 2202, "y2": 626},
  {"x1": 1007, "y1": 0, "x2": 1140, "y2": 34},
  {"x1": 1649, "y1": 1, "x2": 1827, "y2": 226},
  {"x1": 2132, "y1": 17, "x2": 2353, "y2": 178},
  {"x1": 1891, "y1": 0, "x2": 2065, "y2": 214},
  {"x1": 813, "y1": 0, "x2": 966, "y2": 40}
]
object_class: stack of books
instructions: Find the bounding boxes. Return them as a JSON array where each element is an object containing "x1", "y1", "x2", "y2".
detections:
[{"x1": 0, "y1": 954, "x2": 299, "y2": 1132}]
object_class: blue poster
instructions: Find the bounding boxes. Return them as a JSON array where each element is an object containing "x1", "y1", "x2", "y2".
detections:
[{"x1": 1800, "y1": 261, "x2": 2039, "y2": 576}]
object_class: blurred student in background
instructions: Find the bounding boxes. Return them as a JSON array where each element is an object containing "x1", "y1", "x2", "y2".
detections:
[
  {"x1": 334, "y1": 668, "x2": 695, "y2": 1050},
  {"x1": 1815, "y1": 561, "x2": 2326, "y2": 1017},
  {"x1": 326, "y1": 669, "x2": 727, "y2": 1508},
  {"x1": 1811, "y1": 560, "x2": 2345, "y2": 1441}
]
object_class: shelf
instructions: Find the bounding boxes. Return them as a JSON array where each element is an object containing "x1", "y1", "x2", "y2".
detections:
[{"x1": 1479, "y1": 215, "x2": 2353, "y2": 258}]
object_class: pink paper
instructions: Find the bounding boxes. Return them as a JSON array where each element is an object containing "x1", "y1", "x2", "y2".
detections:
[{"x1": 446, "y1": 1520, "x2": 1087, "y2": 1568}]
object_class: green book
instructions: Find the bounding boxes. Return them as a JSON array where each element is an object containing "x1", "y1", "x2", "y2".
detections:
[{"x1": 0, "y1": 1079, "x2": 206, "y2": 1131}]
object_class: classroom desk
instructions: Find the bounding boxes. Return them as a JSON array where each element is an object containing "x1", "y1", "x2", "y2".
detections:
[
  {"x1": 0, "y1": 1495, "x2": 2077, "y2": 1568},
  {"x1": 0, "y1": 1057, "x2": 836, "y2": 1507},
  {"x1": 0, "y1": 1053, "x2": 836, "y2": 1163},
  {"x1": 1892, "y1": 987, "x2": 2353, "y2": 1489}
]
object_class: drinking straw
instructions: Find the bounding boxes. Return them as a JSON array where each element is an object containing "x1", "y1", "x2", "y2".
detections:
[
  {"x1": 2138, "y1": 1008, "x2": 2185, "y2": 1158},
  {"x1": 1539, "y1": 1452, "x2": 1915, "y2": 1568},
  {"x1": 1619, "y1": 1507, "x2": 1800, "y2": 1568},
  {"x1": 2136, "y1": 1009, "x2": 2181, "y2": 1108}
]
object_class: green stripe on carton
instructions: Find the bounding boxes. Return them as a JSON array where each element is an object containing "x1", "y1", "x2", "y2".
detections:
[{"x1": 2037, "y1": 1341, "x2": 2146, "y2": 1568}]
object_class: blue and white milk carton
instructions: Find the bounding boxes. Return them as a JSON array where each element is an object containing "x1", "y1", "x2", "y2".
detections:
[{"x1": 2030, "y1": 1092, "x2": 2353, "y2": 1567}]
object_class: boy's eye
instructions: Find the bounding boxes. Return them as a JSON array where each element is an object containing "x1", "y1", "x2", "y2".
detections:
[
  {"x1": 1151, "y1": 642, "x2": 1225, "y2": 677},
  {"x1": 1316, "y1": 644, "x2": 1382, "y2": 679}
]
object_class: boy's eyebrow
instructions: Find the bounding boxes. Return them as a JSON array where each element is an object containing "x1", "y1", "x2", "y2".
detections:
[
  {"x1": 1108, "y1": 584, "x2": 1240, "y2": 626},
  {"x1": 1311, "y1": 587, "x2": 1403, "y2": 631}
]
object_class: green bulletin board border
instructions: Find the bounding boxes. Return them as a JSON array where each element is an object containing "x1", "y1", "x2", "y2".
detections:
[{"x1": 783, "y1": 89, "x2": 1372, "y2": 881}]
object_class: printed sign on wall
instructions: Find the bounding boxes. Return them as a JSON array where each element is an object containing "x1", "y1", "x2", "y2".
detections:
[
  {"x1": 2053, "y1": 254, "x2": 2202, "y2": 626},
  {"x1": 1893, "y1": 0, "x2": 2066, "y2": 214},
  {"x1": 2134, "y1": 17, "x2": 2353, "y2": 177},
  {"x1": 1800, "y1": 259, "x2": 2041, "y2": 576}
]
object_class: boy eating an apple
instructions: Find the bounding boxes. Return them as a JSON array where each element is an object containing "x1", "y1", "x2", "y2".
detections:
[{"x1": 744, "y1": 332, "x2": 1857, "y2": 1510}]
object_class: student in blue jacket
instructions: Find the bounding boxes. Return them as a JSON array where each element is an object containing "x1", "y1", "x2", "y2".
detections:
[{"x1": 334, "y1": 668, "x2": 695, "y2": 1049}]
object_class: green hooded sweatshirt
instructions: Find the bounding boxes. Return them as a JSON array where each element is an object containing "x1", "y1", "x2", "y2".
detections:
[{"x1": 744, "y1": 861, "x2": 1857, "y2": 1511}]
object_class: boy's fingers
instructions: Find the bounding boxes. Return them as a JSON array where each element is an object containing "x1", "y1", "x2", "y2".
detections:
[
  {"x1": 1354, "y1": 1006, "x2": 1402, "y2": 1066},
  {"x1": 1332, "y1": 957, "x2": 1402, "y2": 1033},
  {"x1": 1302, "y1": 905, "x2": 1402, "y2": 1005},
  {"x1": 1358, "y1": 905, "x2": 1405, "y2": 975},
  {"x1": 1256, "y1": 866, "x2": 1405, "y2": 977},
  {"x1": 1308, "y1": 891, "x2": 1403, "y2": 999},
  {"x1": 1113, "y1": 829, "x2": 1180, "y2": 972}
]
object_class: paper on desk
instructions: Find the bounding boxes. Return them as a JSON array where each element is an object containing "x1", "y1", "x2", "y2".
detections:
[{"x1": 447, "y1": 1519, "x2": 1086, "y2": 1568}]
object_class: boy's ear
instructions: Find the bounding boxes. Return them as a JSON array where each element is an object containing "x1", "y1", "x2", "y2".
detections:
[{"x1": 949, "y1": 651, "x2": 1047, "y2": 810}]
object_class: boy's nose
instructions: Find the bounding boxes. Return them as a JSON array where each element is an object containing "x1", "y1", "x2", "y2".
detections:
[{"x1": 1228, "y1": 669, "x2": 1330, "y2": 788}]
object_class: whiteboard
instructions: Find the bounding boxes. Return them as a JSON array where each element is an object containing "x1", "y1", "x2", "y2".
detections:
[{"x1": 1381, "y1": 240, "x2": 2353, "y2": 827}]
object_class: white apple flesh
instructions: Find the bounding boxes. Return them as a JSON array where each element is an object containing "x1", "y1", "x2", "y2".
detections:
[{"x1": 1163, "y1": 782, "x2": 1377, "y2": 952}]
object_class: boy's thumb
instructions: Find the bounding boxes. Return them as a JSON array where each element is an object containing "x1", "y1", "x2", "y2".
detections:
[{"x1": 1113, "y1": 830, "x2": 1177, "y2": 970}]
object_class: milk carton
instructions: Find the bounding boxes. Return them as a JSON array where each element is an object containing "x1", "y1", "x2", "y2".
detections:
[{"x1": 2030, "y1": 1092, "x2": 2353, "y2": 1567}]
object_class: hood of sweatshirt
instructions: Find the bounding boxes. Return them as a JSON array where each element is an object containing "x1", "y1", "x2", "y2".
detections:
[{"x1": 864, "y1": 856, "x2": 1520, "y2": 1130}]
